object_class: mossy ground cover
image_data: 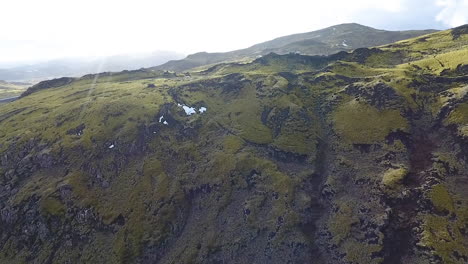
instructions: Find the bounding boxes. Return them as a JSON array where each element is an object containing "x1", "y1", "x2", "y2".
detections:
[
  {"x1": 381, "y1": 167, "x2": 408, "y2": 187},
  {"x1": 332, "y1": 99, "x2": 409, "y2": 144}
]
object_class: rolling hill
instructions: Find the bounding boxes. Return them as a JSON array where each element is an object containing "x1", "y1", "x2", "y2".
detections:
[{"x1": 0, "y1": 25, "x2": 467, "y2": 263}]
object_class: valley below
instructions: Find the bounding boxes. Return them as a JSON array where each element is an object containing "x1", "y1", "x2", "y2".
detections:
[{"x1": 0, "y1": 81, "x2": 30, "y2": 102}]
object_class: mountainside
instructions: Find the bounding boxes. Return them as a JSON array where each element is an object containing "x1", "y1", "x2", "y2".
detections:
[
  {"x1": 0, "y1": 51, "x2": 184, "y2": 82},
  {"x1": 0, "y1": 25, "x2": 467, "y2": 264},
  {"x1": 153, "y1": 23, "x2": 437, "y2": 72}
]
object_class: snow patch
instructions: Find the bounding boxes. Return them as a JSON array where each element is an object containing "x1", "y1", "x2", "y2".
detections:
[
  {"x1": 108, "y1": 144, "x2": 115, "y2": 149},
  {"x1": 176, "y1": 103, "x2": 207, "y2": 115},
  {"x1": 159, "y1": 115, "x2": 169, "y2": 125},
  {"x1": 342, "y1": 40, "x2": 349, "y2": 47},
  {"x1": 182, "y1": 105, "x2": 196, "y2": 115}
]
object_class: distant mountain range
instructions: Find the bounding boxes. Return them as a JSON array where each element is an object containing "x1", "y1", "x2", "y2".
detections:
[
  {"x1": 0, "y1": 51, "x2": 184, "y2": 82},
  {"x1": 152, "y1": 23, "x2": 437, "y2": 72},
  {"x1": 0, "y1": 24, "x2": 437, "y2": 82}
]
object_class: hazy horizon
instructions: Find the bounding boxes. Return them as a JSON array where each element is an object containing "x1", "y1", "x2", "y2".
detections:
[
  {"x1": 0, "y1": 50, "x2": 185, "y2": 68},
  {"x1": 1, "y1": 0, "x2": 467, "y2": 65}
]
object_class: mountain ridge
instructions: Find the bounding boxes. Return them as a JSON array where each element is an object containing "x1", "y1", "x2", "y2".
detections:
[{"x1": 152, "y1": 23, "x2": 438, "y2": 72}]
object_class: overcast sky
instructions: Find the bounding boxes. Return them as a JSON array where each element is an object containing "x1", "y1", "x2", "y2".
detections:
[{"x1": 0, "y1": 0, "x2": 467, "y2": 64}]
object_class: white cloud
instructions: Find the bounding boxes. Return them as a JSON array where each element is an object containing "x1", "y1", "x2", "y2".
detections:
[{"x1": 436, "y1": 0, "x2": 468, "y2": 27}]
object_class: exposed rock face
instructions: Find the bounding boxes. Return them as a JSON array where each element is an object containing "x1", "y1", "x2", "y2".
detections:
[
  {"x1": 0, "y1": 27, "x2": 467, "y2": 263},
  {"x1": 451, "y1": 24, "x2": 468, "y2": 40}
]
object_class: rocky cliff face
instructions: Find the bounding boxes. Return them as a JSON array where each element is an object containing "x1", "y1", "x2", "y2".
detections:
[{"x1": 0, "y1": 26, "x2": 467, "y2": 263}]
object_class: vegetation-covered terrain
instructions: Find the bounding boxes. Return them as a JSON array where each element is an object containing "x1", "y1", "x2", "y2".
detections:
[{"x1": 0, "y1": 25, "x2": 467, "y2": 263}]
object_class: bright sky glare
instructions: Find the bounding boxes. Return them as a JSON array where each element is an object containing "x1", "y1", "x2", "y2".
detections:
[{"x1": 0, "y1": 0, "x2": 467, "y2": 63}]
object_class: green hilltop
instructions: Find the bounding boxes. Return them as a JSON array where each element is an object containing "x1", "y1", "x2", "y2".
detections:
[{"x1": 0, "y1": 25, "x2": 467, "y2": 263}]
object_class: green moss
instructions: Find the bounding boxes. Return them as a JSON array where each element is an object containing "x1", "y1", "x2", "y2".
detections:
[
  {"x1": 381, "y1": 167, "x2": 408, "y2": 187},
  {"x1": 66, "y1": 155, "x2": 181, "y2": 261},
  {"x1": 433, "y1": 151, "x2": 463, "y2": 172},
  {"x1": 0, "y1": 73, "x2": 176, "y2": 154},
  {"x1": 428, "y1": 184, "x2": 454, "y2": 213},
  {"x1": 459, "y1": 125, "x2": 468, "y2": 137},
  {"x1": 143, "y1": 157, "x2": 171, "y2": 200},
  {"x1": 174, "y1": 75, "x2": 273, "y2": 144},
  {"x1": 383, "y1": 139, "x2": 407, "y2": 153},
  {"x1": 40, "y1": 196, "x2": 66, "y2": 216},
  {"x1": 67, "y1": 171, "x2": 99, "y2": 208},
  {"x1": 232, "y1": 114, "x2": 272, "y2": 144},
  {"x1": 446, "y1": 103, "x2": 468, "y2": 125},
  {"x1": 329, "y1": 61, "x2": 388, "y2": 77},
  {"x1": 420, "y1": 214, "x2": 468, "y2": 263},
  {"x1": 222, "y1": 135, "x2": 244, "y2": 153},
  {"x1": 271, "y1": 109, "x2": 321, "y2": 155},
  {"x1": 332, "y1": 99, "x2": 409, "y2": 144},
  {"x1": 0, "y1": 240, "x2": 29, "y2": 264},
  {"x1": 364, "y1": 51, "x2": 400, "y2": 67},
  {"x1": 343, "y1": 240, "x2": 383, "y2": 264},
  {"x1": 328, "y1": 202, "x2": 358, "y2": 244},
  {"x1": 11, "y1": 169, "x2": 64, "y2": 205},
  {"x1": 272, "y1": 133, "x2": 316, "y2": 154},
  {"x1": 209, "y1": 152, "x2": 237, "y2": 181},
  {"x1": 405, "y1": 49, "x2": 468, "y2": 74},
  {"x1": 382, "y1": 29, "x2": 468, "y2": 62},
  {"x1": 235, "y1": 153, "x2": 294, "y2": 196}
]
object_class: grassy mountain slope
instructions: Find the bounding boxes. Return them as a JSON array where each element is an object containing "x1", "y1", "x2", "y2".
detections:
[
  {"x1": 0, "y1": 25, "x2": 467, "y2": 263},
  {"x1": 153, "y1": 23, "x2": 437, "y2": 72}
]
